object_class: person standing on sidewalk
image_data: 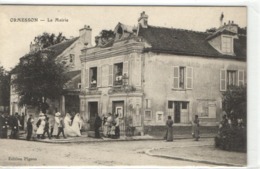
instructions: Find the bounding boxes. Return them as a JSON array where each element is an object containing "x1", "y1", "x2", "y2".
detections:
[
  {"x1": 114, "y1": 114, "x2": 120, "y2": 139},
  {"x1": 26, "y1": 115, "x2": 34, "y2": 140},
  {"x1": 164, "y1": 116, "x2": 174, "y2": 142},
  {"x1": 56, "y1": 115, "x2": 66, "y2": 139},
  {"x1": 94, "y1": 114, "x2": 102, "y2": 138},
  {"x1": 42, "y1": 117, "x2": 51, "y2": 139},
  {"x1": 193, "y1": 115, "x2": 200, "y2": 141}
]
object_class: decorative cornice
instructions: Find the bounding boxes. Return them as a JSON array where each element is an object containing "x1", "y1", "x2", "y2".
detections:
[{"x1": 80, "y1": 42, "x2": 144, "y2": 62}]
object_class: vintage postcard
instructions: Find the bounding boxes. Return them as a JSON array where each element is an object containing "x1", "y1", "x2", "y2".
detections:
[{"x1": 0, "y1": 5, "x2": 248, "y2": 167}]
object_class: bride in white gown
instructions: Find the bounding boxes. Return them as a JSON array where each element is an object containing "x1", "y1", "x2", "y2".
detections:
[
  {"x1": 64, "y1": 113, "x2": 81, "y2": 137},
  {"x1": 71, "y1": 113, "x2": 82, "y2": 136}
]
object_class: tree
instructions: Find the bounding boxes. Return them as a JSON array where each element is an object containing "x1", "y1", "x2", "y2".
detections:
[
  {"x1": 222, "y1": 85, "x2": 247, "y2": 122},
  {"x1": 95, "y1": 30, "x2": 115, "y2": 46},
  {"x1": 11, "y1": 50, "x2": 69, "y2": 113},
  {"x1": 34, "y1": 32, "x2": 67, "y2": 49},
  {"x1": 0, "y1": 65, "x2": 10, "y2": 111}
]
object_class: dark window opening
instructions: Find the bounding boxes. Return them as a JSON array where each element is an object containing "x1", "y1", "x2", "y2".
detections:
[
  {"x1": 179, "y1": 67, "x2": 185, "y2": 89},
  {"x1": 90, "y1": 67, "x2": 97, "y2": 88},
  {"x1": 168, "y1": 101, "x2": 174, "y2": 109},
  {"x1": 114, "y1": 63, "x2": 123, "y2": 86}
]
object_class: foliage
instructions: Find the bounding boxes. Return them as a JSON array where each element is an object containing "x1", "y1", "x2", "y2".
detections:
[
  {"x1": 0, "y1": 65, "x2": 10, "y2": 110},
  {"x1": 11, "y1": 50, "x2": 69, "y2": 113},
  {"x1": 95, "y1": 30, "x2": 115, "y2": 46},
  {"x1": 34, "y1": 32, "x2": 67, "y2": 49},
  {"x1": 222, "y1": 85, "x2": 247, "y2": 122},
  {"x1": 215, "y1": 127, "x2": 246, "y2": 152}
]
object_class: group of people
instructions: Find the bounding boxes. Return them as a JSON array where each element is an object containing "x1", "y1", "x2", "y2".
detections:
[
  {"x1": 164, "y1": 115, "x2": 200, "y2": 142},
  {"x1": 94, "y1": 112, "x2": 120, "y2": 139},
  {"x1": 27, "y1": 111, "x2": 83, "y2": 140},
  {"x1": 0, "y1": 112, "x2": 23, "y2": 139}
]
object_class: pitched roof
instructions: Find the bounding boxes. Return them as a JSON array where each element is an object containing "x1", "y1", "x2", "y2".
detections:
[
  {"x1": 46, "y1": 37, "x2": 79, "y2": 57},
  {"x1": 138, "y1": 25, "x2": 246, "y2": 59}
]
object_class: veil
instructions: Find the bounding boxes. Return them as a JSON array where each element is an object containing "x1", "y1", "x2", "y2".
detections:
[{"x1": 71, "y1": 113, "x2": 81, "y2": 136}]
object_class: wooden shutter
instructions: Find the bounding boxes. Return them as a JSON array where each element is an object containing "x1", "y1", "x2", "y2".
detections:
[
  {"x1": 173, "y1": 66, "x2": 179, "y2": 89},
  {"x1": 186, "y1": 67, "x2": 193, "y2": 89},
  {"x1": 85, "y1": 68, "x2": 89, "y2": 89},
  {"x1": 97, "y1": 66, "x2": 102, "y2": 87},
  {"x1": 108, "y1": 65, "x2": 113, "y2": 86},
  {"x1": 123, "y1": 61, "x2": 128, "y2": 77},
  {"x1": 238, "y1": 70, "x2": 244, "y2": 86},
  {"x1": 220, "y1": 69, "x2": 226, "y2": 91}
]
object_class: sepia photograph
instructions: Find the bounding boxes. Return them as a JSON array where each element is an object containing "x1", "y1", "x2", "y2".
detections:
[{"x1": 0, "y1": 5, "x2": 248, "y2": 167}]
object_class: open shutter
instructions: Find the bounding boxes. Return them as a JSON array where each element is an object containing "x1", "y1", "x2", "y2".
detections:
[
  {"x1": 97, "y1": 66, "x2": 102, "y2": 87},
  {"x1": 238, "y1": 70, "x2": 244, "y2": 86},
  {"x1": 85, "y1": 68, "x2": 89, "y2": 89},
  {"x1": 220, "y1": 69, "x2": 226, "y2": 91},
  {"x1": 186, "y1": 67, "x2": 193, "y2": 89},
  {"x1": 173, "y1": 66, "x2": 179, "y2": 89},
  {"x1": 108, "y1": 65, "x2": 113, "y2": 86},
  {"x1": 123, "y1": 61, "x2": 129, "y2": 77}
]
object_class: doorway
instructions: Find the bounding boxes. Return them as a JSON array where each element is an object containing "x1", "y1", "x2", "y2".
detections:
[
  {"x1": 88, "y1": 102, "x2": 98, "y2": 130},
  {"x1": 112, "y1": 101, "x2": 124, "y2": 131},
  {"x1": 173, "y1": 101, "x2": 189, "y2": 123},
  {"x1": 174, "y1": 102, "x2": 181, "y2": 123}
]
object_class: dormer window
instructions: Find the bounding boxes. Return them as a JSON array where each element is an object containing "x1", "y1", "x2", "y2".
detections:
[{"x1": 222, "y1": 36, "x2": 233, "y2": 54}]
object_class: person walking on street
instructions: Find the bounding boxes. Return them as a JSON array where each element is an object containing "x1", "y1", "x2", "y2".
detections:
[
  {"x1": 164, "y1": 116, "x2": 174, "y2": 142},
  {"x1": 56, "y1": 115, "x2": 66, "y2": 139},
  {"x1": 26, "y1": 115, "x2": 34, "y2": 140},
  {"x1": 193, "y1": 115, "x2": 200, "y2": 141},
  {"x1": 42, "y1": 117, "x2": 51, "y2": 139}
]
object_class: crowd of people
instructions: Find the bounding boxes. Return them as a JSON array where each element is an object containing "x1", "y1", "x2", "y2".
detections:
[
  {"x1": 0, "y1": 110, "x2": 83, "y2": 141},
  {"x1": 94, "y1": 112, "x2": 120, "y2": 139}
]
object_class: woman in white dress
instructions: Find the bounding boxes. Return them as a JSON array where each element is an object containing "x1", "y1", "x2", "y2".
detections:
[
  {"x1": 64, "y1": 113, "x2": 78, "y2": 136},
  {"x1": 52, "y1": 112, "x2": 60, "y2": 136},
  {"x1": 71, "y1": 113, "x2": 81, "y2": 136},
  {"x1": 36, "y1": 112, "x2": 46, "y2": 138}
]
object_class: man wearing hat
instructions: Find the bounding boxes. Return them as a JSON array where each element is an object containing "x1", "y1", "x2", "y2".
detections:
[
  {"x1": 10, "y1": 113, "x2": 20, "y2": 139},
  {"x1": 26, "y1": 114, "x2": 34, "y2": 140}
]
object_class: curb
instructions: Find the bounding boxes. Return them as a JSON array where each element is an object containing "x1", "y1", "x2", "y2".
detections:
[{"x1": 145, "y1": 148, "x2": 243, "y2": 167}]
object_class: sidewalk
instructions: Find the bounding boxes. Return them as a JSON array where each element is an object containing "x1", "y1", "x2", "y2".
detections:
[
  {"x1": 145, "y1": 139, "x2": 247, "y2": 167},
  {"x1": 18, "y1": 131, "x2": 216, "y2": 144}
]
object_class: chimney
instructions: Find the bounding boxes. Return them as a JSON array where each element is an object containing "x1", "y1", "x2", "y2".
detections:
[
  {"x1": 138, "y1": 11, "x2": 148, "y2": 28},
  {"x1": 79, "y1": 25, "x2": 92, "y2": 46}
]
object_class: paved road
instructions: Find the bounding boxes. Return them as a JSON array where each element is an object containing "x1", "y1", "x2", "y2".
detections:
[{"x1": 0, "y1": 138, "x2": 217, "y2": 166}]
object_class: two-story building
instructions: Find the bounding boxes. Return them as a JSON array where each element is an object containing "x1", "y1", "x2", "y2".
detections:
[{"x1": 80, "y1": 12, "x2": 246, "y2": 135}]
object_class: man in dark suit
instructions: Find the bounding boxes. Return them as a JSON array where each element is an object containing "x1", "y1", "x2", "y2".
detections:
[
  {"x1": 10, "y1": 113, "x2": 20, "y2": 139},
  {"x1": 26, "y1": 114, "x2": 34, "y2": 140},
  {"x1": 0, "y1": 112, "x2": 4, "y2": 138}
]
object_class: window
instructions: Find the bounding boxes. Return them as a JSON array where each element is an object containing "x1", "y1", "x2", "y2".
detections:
[
  {"x1": 145, "y1": 99, "x2": 151, "y2": 109},
  {"x1": 78, "y1": 83, "x2": 81, "y2": 89},
  {"x1": 197, "y1": 100, "x2": 216, "y2": 118},
  {"x1": 90, "y1": 67, "x2": 97, "y2": 88},
  {"x1": 173, "y1": 66, "x2": 193, "y2": 90},
  {"x1": 220, "y1": 69, "x2": 245, "y2": 91},
  {"x1": 114, "y1": 63, "x2": 123, "y2": 86},
  {"x1": 227, "y1": 70, "x2": 237, "y2": 86},
  {"x1": 144, "y1": 110, "x2": 152, "y2": 120},
  {"x1": 222, "y1": 36, "x2": 232, "y2": 53}
]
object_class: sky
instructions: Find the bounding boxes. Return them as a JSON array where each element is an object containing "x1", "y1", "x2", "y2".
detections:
[{"x1": 0, "y1": 6, "x2": 247, "y2": 70}]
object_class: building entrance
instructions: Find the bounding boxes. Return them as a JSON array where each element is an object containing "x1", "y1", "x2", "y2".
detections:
[{"x1": 88, "y1": 102, "x2": 98, "y2": 130}]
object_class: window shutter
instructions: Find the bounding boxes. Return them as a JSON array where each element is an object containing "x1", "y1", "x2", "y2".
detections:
[
  {"x1": 220, "y1": 69, "x2": 226, "y2": 91},
  {"x1": 97, "y1": 66, "x2": 102, "y2": 87},
  {"x1": 85, "y1": 68, "x2": 89, "y2": 89},
  {"x1": 186, "y1": 67, "x2": 193, "y2": 89},
  {"x1": 173, "y1": 66, "x2": 179, "y2": 89},
  {"x1": 108, "y1": 65, "x2": 113, "y2": 86},
  {"x1": 238, "y1": 70, "x2": 244, "y2": 86},
  {"x1": 123, "y1": 61, "x2": 128, "y2": 77}
]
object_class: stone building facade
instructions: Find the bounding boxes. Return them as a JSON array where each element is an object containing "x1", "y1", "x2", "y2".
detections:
[{"x1": 79, "y1": 12, "x2": 246, "y2": 135}]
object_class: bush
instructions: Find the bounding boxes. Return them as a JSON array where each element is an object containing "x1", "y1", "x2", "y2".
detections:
[{"x1": 215, "y1": 127, "x2": 246, "y2": 152}]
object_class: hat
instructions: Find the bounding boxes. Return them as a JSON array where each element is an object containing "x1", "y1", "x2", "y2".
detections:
[
  {"x1": 39, "y1": 112, "x2": 44, "y2": 116},
  {"x1": 55, "y1": 112, "x2": 61, "y2": 117}
]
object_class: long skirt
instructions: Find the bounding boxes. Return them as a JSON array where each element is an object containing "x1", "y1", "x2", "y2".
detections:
[
  {"x1": 193, "y1": 125, "x2": 200, "y2": 139},
  {"x1": 165, "y1": 127, "x2": 173, "y2": 141}
]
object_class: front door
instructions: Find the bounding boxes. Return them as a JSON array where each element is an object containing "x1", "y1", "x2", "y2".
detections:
[
  {"x1": 88, "y1": 102, "x2": 98, "y2": 130},
  {"x1": 174, "y1": 102, "x2": 181, "y2": 123},
  {"x1": 112, "y1": 101, "x2": 124, "y2": 131}
]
